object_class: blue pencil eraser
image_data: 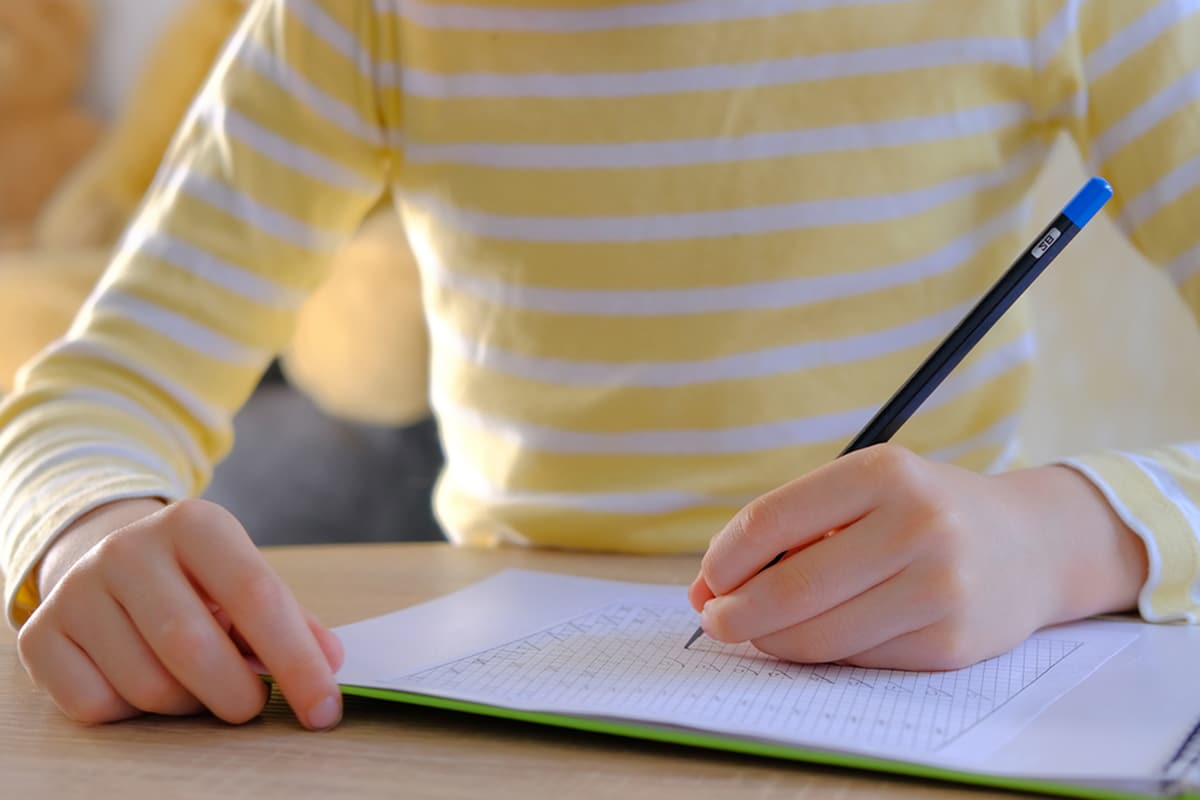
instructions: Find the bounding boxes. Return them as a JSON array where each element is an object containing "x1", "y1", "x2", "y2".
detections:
[{"x1": 1061, "y1": 176, "x2": 1113, "y2": 228}]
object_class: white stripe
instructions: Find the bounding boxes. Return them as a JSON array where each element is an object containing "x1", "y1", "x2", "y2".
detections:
[
  {"x1": 0, "y1": 472, "x2": 184, "y2": 564},
  {"x1": 397, "y1": 38, "x2": 1032, "y2": 97},
  {"x1": 158, "y1": 167, "x2": 343, "y2": 252},
  {"x1": 77, "y1": 291, "x2": 272, "y2": 367},
  {"x1": 1056, "y1": 457, "x2": 1178, "y2": 622},
  {"x1": 433, "y1": 332, "x2": 1034, "y2": 455},
  {"x1": 0, "y1": 440, "x2": 185, "y2": 503},
  {"x1": 1122, "y1": 151, "x2": 1200, "y2": 229},
  {"x1": 1085, "y1": 0, "x2": 1200, "y2": 83},
  {"x1": 1047, "y1": 88, "x2": 1088, "y2": 122},
  {"x1": 445, "y1": 460, "x2": 752, "y2": 515},
  {"x1": 377, "y1": 0, "x2": 915, "y2": 32},
  {"x1": 419, "y1": 203, "x2": 1028, "y2": 316},
  {"x1": 1168, "y1": 441, "x2": 1200, "y2": 463},
  {"x1": 1033, "y1": 0, "x2": 1083, "y2": 71},
  {"x1": 924, "y1": 414, "x2": 1021, "y2": 467},
  {"x1": 287, "y1": 0, "x2": 376, "y2": 81},
  {"x1": 432, "y1": 301, "x2": 973, "y2": 388},
  {"x1": 403, "y1": 103, "x2": 1029, "y2": 169},
  {"x1": 404, "y1": 145, "x2": 1043, "y2": 242},
  {"x1": 1167, "y1": 242, "x2": 1200, "y2": 286},
  {"x1": 1092, "y1": 68, "x2": 1200, "y2": 164},
  {"x1": 235, "y1": 38, "x2": 384, "y2": 146},
  {"x1": 198, "y1": 104, "x2": 378, "y2": 193},
  {"x1": 0, "y1": 387, "x2": 206, "y2": 483},
  {"x1": 15, "y1": 340, "x2": 229, "y2": 435},
  {"x1": 125, "y1": 226, "x2": 307, "y2": 309},
  {"x1": 72, "y1": 387, "x2": 207, "y2": 474},
  {"x1": 982, "y1": 436, "x2": 1023, "y2": 474}
]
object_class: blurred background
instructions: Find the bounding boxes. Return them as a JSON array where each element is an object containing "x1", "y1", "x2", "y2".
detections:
[{"x1": 3, "y1": 0, "x2": 1198, "y2": 543}]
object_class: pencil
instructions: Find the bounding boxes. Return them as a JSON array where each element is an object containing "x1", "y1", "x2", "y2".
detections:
[{"x1": 684, "y1": 176, "x2": 1114, "y2": 651}]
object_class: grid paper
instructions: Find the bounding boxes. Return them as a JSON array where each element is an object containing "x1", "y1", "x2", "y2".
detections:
[{"x1": 397, "y1": 602, "x2": 1081, "y2": 751}]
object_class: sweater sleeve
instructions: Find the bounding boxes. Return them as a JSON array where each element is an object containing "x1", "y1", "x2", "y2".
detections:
[
  {"x1": 1036, "y1": 0, "x2": 1200, "y2": 621},
  {"x1": 0, "y1": 0, "x2": 393, "y2": 627}
]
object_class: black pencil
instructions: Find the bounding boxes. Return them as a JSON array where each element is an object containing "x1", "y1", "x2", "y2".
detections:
[{"x1": 684, "y1": 177, "x2": 1114, "y2": 651}]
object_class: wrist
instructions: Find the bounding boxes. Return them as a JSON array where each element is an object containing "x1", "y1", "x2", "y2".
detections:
[
  {"x1": 995, "y1": 465, "x2": 1148, "y2": 625},
  {"x1": 36, "y1": 497, "x2": 168, "y2": 600}
]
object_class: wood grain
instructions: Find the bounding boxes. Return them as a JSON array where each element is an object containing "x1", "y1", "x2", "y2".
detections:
[{"x1": 2, "y1": 543, "x2": 1032, "y2": 798}]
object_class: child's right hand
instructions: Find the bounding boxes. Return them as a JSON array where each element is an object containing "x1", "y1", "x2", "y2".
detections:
[{"x1": 16, "y1": 498, "x2": 344, "y2": 730}]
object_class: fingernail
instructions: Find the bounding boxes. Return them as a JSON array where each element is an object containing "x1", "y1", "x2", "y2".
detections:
[{"x1": 306, "y1": 694, "x2": 341, "y2": 731}]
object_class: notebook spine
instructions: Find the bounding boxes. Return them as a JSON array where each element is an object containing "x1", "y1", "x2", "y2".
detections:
[{"x1": 1163, "y1": 715, "x2": 1200, "y2": 796}]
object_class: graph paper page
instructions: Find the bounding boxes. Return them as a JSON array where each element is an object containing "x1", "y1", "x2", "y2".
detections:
[{"x1": 334, "y1": 570, "x2": 1137, "y2": 768}]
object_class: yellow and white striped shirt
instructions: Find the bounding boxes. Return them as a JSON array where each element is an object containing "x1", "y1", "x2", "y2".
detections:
[{"x1": 3, "y1": 0, "x2": 1199, "y2": 627}]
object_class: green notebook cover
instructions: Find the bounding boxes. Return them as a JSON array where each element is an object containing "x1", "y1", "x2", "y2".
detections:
[{"x1": 336, "y1": 682, "x2": 1199, "y2": 800}]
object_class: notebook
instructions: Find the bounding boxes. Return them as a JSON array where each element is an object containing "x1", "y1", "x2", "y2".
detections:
[{"x1": 327, "y1": 569, "x2": 1200, "y2": 800}]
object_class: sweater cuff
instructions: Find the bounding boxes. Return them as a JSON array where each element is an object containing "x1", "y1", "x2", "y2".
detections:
[
  {"x1": 4, "y1": 476, "x2": 182, "y2": 629},
  {"x1": 1058, "y1": 451, "x2": 1200, "y2": 624}
]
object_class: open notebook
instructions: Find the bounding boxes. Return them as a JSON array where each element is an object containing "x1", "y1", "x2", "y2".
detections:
[{"x1": 328, "y1": 569, "x2": 1200, "y2": 800}]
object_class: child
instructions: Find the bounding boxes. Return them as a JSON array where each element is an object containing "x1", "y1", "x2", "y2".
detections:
[{"x1": 4, "y1": 0, "x2": 1197, "y2": 733}]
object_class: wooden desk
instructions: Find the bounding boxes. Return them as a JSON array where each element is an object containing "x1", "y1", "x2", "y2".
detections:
[{"x1": 2, "y1": 543, "x2": 1031, "y2": 798}]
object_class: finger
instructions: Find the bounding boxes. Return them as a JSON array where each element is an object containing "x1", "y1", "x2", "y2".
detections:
[
  {"x1": 110, "y1": 553, "x2": 270, "y2": 725},
  {"x1": 688, "y1": 574, "x2": 715, "y2": 611},
  {"x1": 748, "y1": 571, "x2": 940, "y2": 665},
  {"x1": 844, "y1": 622, "x2": 1006, "y2": 672},
  {"x1": 176, "y1": 523, "x2": 342, "y2": 731},
  {"x1": 304, "y1": 611, "x2": 345, "y2": 673},
  {"x1": 701, "y1": 509, "x2": 915, "y2": 643},
  {"x1": 223, "y1": 608, "x2": 342, "y2": 674},
  {"x1": 63, "y1": 591, "x2": 203, "y2": 717},
  {"x1": 702, "y1": 444, "x2": 915, "y2": 596},
  {"x1": 18, "y1": 625, "x2": 138, "y2": 724}
]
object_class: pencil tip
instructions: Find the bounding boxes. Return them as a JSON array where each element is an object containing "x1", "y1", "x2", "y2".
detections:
[{"x1": 684, "y1": 626, "x2": 704, "y2": 650}]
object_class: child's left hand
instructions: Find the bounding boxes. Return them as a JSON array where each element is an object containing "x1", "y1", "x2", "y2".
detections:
[{"x1": 689, "y1": 444, "x2": 1148, "y2": 671}]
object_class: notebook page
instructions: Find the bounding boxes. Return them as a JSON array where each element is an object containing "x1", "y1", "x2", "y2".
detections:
[{"x1": 334, "y1": 569, "x2": 1137, "y2": 771}]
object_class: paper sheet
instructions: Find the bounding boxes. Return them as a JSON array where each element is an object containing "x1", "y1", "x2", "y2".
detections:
[{"x1": 333, "y1": 570, "x2": 1137, "y2": 769}]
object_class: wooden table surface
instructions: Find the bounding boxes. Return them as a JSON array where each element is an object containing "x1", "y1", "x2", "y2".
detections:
[{"x1": 2, "y1": 543, "x2": 1037, "y2": 799}]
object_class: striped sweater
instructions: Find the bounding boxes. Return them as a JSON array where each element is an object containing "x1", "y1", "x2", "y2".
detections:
[{"x1": 3, "y1": 0, "x2": 1199, "y2": 627}]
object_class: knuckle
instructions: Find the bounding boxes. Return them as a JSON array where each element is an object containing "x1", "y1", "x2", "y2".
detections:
[
  {"x1": 155, "y1": 616, "x2": 215, "y2": 660},
  {"x1": 865, "y1": 443, "x2": 925, "y2": 493},
  {"x1": 160, "y1": 498, "x2": 242, "y2": 541},
  {"x1": 94, "y1": 526, "x2": 145, "y2": 565},
  {"x1": 233, "y1": 573, "x2": 286, "y2": 616},
  {"x1": 923, "y1": 562, "x2": 974, "y2": 610},
  {"x1": 737, "y1": 495, "x2": 785, "y2": 549}
]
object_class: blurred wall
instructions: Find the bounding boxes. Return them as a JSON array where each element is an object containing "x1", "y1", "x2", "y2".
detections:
[
  {"x1": 82, "y1": 0, "x2": 185, "y2": 119},
  {"x1": 80, "y1": 3, "x2": 1200, "y2": 463},
  {"x1": 1021, "y1": 139, "x2": 1200, "y2": 463}
]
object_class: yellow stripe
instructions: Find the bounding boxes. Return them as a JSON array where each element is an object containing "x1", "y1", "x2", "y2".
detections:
[
  {"x1": 406, "y1": 172, "x2": 1039, "y2": 287},
  {"x1": 400, "y1": 126, "x2": 1033, "y2": 217},
  {"x1": 399, "y1": 67, "x2": 1034, "y2": 145},
  {"x1": 427, "y1": 246, "x2": 1018, "y2": 363},
  {"x1": 395, "y1": 5, "x2": 1035, "y2": 74}
]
